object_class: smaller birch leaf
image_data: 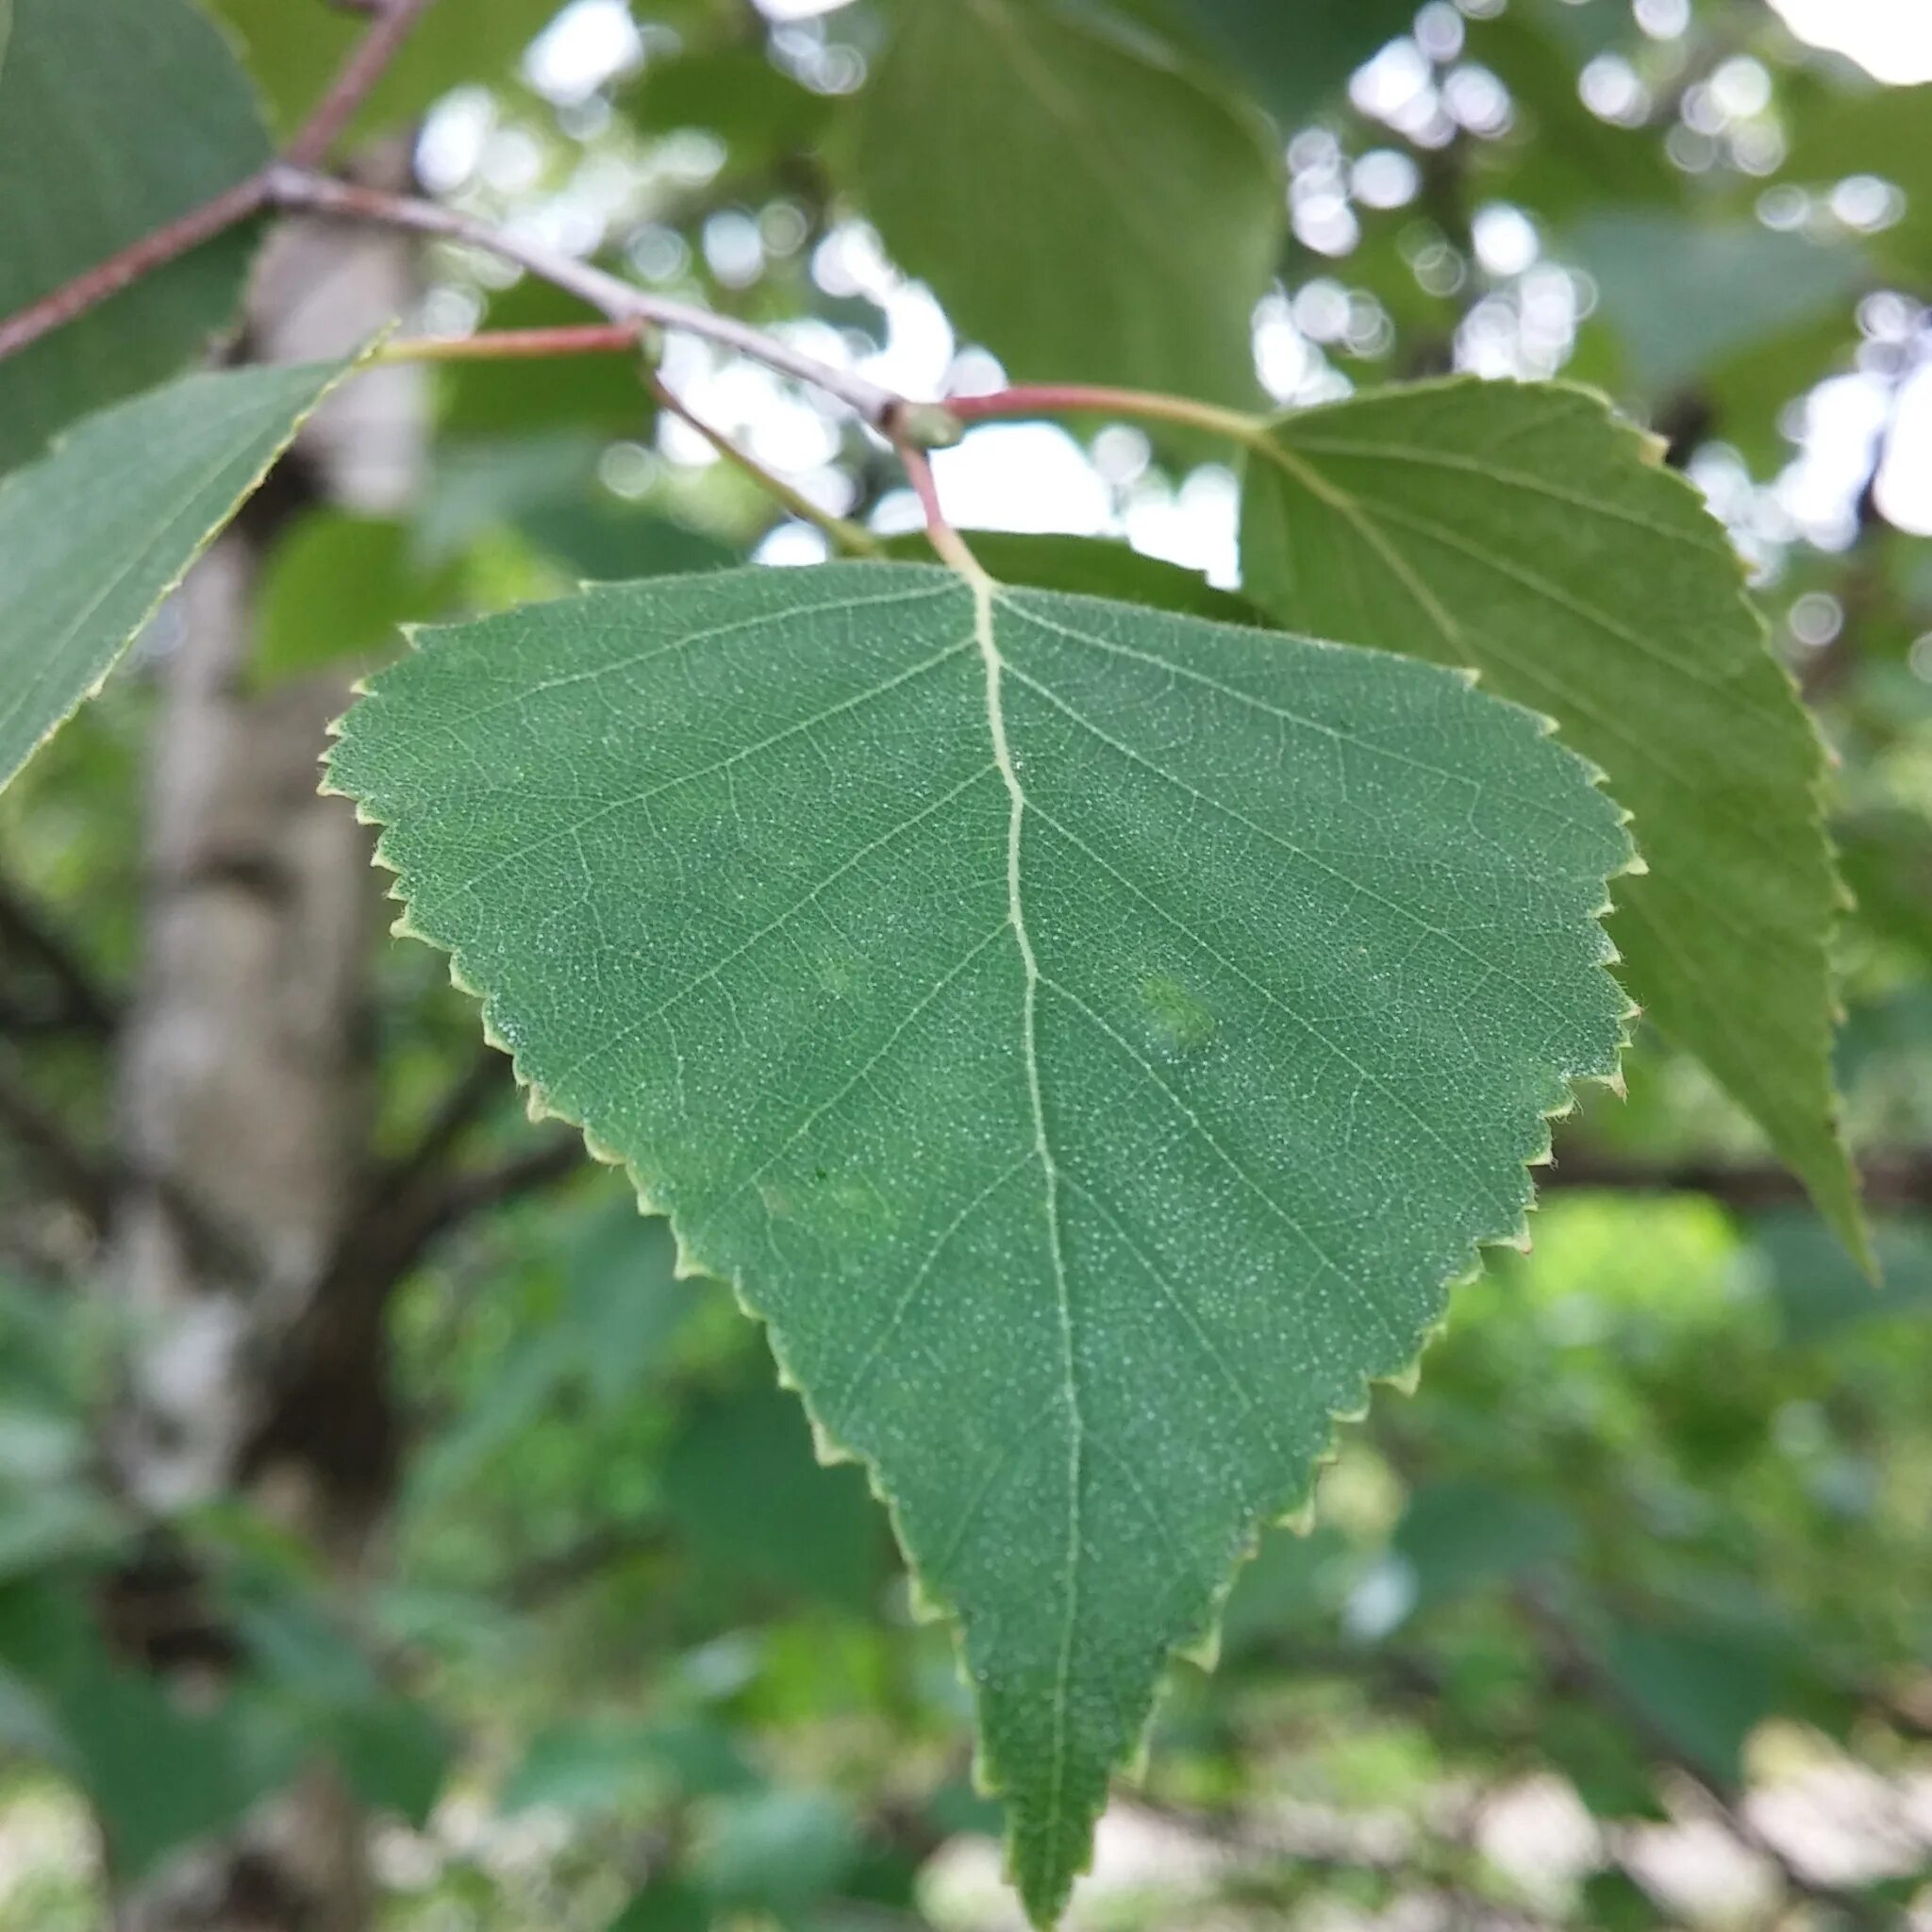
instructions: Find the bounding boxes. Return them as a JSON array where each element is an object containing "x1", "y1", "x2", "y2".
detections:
[
  {"x1": 1117, "y1": 0, "x2": 1416, "y2": 127},
  {"x1": 327, "y1": 560, "x2": 1631, "y2": 1925},
  {"x1": 852, "y1": 0, "x2": 1281, "y2": 405},
  {"x1": 0, "y1": 358, "x2": 354, "y2": 793},
  {"x1": 1239, "y1": 380, "x2": 1865, "y2": 1265}
]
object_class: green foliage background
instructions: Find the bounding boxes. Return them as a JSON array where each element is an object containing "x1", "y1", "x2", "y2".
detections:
[{"x1": 1, "y1": 0, "x2": 1930, "y2": 1927}]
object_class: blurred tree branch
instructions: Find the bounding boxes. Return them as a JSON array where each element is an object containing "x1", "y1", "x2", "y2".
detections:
[
  {"x1": 1514, "y1": 1589, "x2": 1890, "y2": 1928},
  {"x1": 0, "y1": 1054, "x2": 114, "y2": 1233},
  {"x1": 0, "y1": 871, "x2": 119, "y2": 1036},
  {"x1": 1541, "y1": 1147, "x2": 1932, "y2": 1212}
]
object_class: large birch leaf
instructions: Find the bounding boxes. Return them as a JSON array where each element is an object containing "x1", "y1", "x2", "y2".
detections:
[
  {"x1": 0, "y1": 359, "x2": 353, "y2": 793},
  {"x1": 0, "y1": 0, "x2": 270, "y2": 468},
  {"x1": 327, "y1": 560, "x2": 1631, "y2": 1924},
  {"x1": 1239, "y1": 380, "x2": 1864, "y2": 1262}
]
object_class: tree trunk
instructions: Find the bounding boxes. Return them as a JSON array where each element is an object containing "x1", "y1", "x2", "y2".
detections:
[{"x1": 104, "y1": 165, "x2": 425, "y2": 1932}]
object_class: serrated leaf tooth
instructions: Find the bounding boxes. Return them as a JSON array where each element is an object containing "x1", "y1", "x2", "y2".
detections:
[
  {"x1": 1276, "y1": 1496, "x2": 1319, "y2": 1536},
  {"x1": 908, "y1": 1574, "x2": 952, "y2": 1626},
  {"x1": 803, "y1": 1412, "x2": 859, "y2": 1469},
  {"x1": 1380, "y1": 1357, "x2": 1423, "y2": 1396},
  {"x1": 1174, "y1": 1624, "x2": 1223, "y2": 1672}
]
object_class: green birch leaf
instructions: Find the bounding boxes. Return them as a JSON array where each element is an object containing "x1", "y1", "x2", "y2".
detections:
[
  {"x1": 1566, "y1": 213, "x2": 1864, "y2": 399},
  {"x1": 1116, "y1": 0, "x2": 1417, "y2": 127},
  {"x1": 326, "y1": 559, "x2": 1630, "y2": 1924},
  {"x1": 0, "y1": 358, "x2": 355, "y2": 793},
  {"x1": 208, "y1": 0, "x2": 559, "y2": 145},
  {"x1": 662, "y1": 1385, "x2": 888, "y2": 1610},
  {"x1": 253, "y1": 511, "x2": 465, "y2": 689},
  {"x1": 1778, "y1": 82, "x2": 1932, "y2": 285},
  {"x1": 879, "y1": 531, "x2": 1263, "y2": 624},
  {"x1": 852, "y1": 0, "x2": 1283, "y2": 405},
  {"x1": 0, "y1": 0, "x2": 271, "y2": 468},
  {"x1": 439, "y1": 279, "x2": 656, "y2": 443},
  {"x1": 1600, "y1": 1621, "x2": 1781, "y2": 1785},
  {"x1": 1239, "y1": 380, "x2": 1865, "y2": 1264},
  {"x1": 1461, "y1": 12, "x2": 1677, "y2": 220}
]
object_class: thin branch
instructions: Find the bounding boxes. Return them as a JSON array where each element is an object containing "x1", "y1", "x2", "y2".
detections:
[
  {"x1": 506, "y1": 1524, "x2": 668, "y2": 1607},
  {"x1": 329, "y1": 1133, "x2": 587, "y2": 1321},
  {"x1": 0, "y1": 32, "x2": 953, "y2": 445},
  {"x1": 252, "y1": 1129, "x2": 587, "y2": 1474},
  {"x1": 262, "y1": 167, "x2": 919, "y2": 431},
  {"x1": 362, "y1": 1042, "x2": 513, "y2": 1223},
  {"x1": 284, "y1": 0, "x2": 441, "y2": 169},
  {"x1": 0, "y1": 1058, "x2": 114, "y2": 1233},
  {"x1": 1541, "y1": 1147, "x2": 1932, "y2": 1212},
  {"x1": 0, "y1": 876, "x2": 118, "y2": 1036},
  {"x1": 314, "y1": 1047, "x2": 568, "y2": 1323},
  {"x1": 0, "y1": 0, "x2": 436, "y2": 365},
  {"x1": 647, "y1": 372, "x2": 882, "y2": 557},
  {"x1": 373, "y1": 320, "x2": 883, "y2": 548},
  {"x1": 0, "y1": 176, "x2": 273, "y2": 364},
  {"x1": 434, "y1": 1136, "x2": 588, "y2": 1227},
  {"x1": 1516, "y1": 1590, "x2": 1888, "y2": 1928}
]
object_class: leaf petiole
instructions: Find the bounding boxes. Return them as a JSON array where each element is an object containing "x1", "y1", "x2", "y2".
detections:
[{"x1": 945, "y1": 384, "x2": 1267, "y2": 448}]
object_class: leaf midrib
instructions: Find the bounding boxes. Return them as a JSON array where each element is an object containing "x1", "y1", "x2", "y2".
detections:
[{"x1": 973, "y1": 570, "x2": 1085, "y2": 1871}]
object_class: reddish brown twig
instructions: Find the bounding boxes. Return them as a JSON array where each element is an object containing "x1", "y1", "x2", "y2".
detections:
[
  {"x1": 263, "y1": 168, "x2": 911, "y2": 427},
  {"x1": 0, "y1": 0, "x2": 440, "y2": 366},
  {"x1": 0, "y1": 176, "x2": 271, "y2": 363},
  {"x1": 895, "y1": 439, "x2": 986, "y2": 581},
  {"x1": 284, "y1": 0, "x2": 440, "y2": 168},
  {"x1": 1540, "y1": 1146, "x2": 1932, "y2": 1211},
  {"x1": 643, "y1": 371, "x2": 880, "y2": 556}
]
